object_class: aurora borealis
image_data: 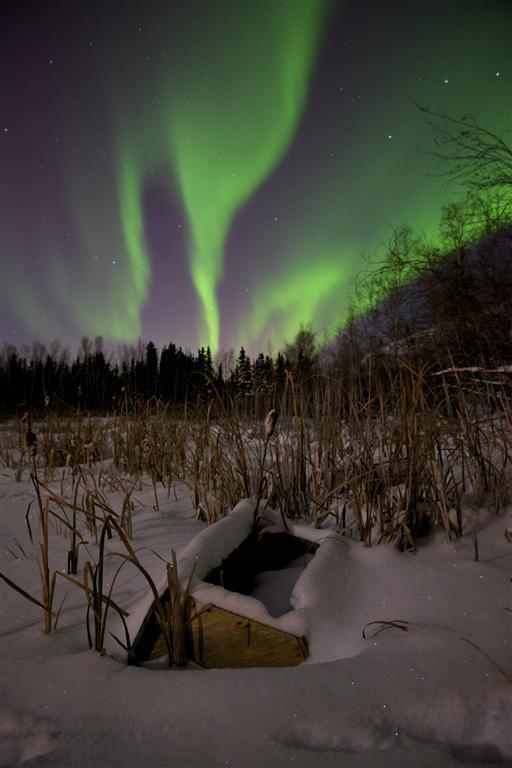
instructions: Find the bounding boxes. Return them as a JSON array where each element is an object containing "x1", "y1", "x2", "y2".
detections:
[
  {"x1": 121, "y1": 1, "x2": 331, "y2": 351},
  {"x1": 1, "y1": 0, "x2": 510, "y2": 356}
]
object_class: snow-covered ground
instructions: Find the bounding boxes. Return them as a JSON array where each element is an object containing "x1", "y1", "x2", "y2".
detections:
[{"x1": 1, "y1": 464, "x2": 511, "y2": 767}]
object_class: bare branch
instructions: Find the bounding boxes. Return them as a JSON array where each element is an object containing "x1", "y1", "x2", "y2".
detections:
[{"x1": 416, "y1": 103, "x2": 512, "y2": 193}]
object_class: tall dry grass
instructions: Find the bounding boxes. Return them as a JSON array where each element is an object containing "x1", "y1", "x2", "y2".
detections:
[{"x1": 0, "y1": 359, "x2": 510, "y2": 660}]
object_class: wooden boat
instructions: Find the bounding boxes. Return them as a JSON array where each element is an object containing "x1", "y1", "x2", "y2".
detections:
[{"x1": 129, "y1": 501, "x2": 334, "y2": 668}]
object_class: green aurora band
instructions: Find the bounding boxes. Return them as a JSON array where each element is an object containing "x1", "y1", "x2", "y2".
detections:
[
  {"x1": 2, "y1": 1, "x2": 509, "y2": 354},
  {"x1": 118, "y1": 1, "x2": 331, "y2": 352},
  {"x1": 239, "y1": 5, "x2": 511, "y2": 352},
  {"x1": 243, "y1": 252, "x2": 352, "y2": 347}
]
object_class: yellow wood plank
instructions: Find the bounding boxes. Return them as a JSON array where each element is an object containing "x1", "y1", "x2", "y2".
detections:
[{"x1": 184, "y1": 599, "x2": 308, "y2": 668}]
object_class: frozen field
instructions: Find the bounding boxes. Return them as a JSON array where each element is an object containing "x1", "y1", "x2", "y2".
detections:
[{"x1": 1, "y1": 421, "x2": 511, "y2": 767}]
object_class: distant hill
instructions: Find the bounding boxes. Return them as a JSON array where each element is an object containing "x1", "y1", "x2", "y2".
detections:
[{"x1": 329, "y1": 223, "x2": 512, "y2": 373}]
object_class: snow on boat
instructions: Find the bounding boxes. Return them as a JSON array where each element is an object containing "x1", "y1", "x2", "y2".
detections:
[{"x1": 129, "y1": 500, "x2": 336, "y2": 668}]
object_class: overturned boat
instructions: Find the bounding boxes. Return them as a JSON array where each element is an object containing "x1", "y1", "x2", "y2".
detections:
[{"x1": 129, "y1": 501, "x2": 336, "y2": 668}]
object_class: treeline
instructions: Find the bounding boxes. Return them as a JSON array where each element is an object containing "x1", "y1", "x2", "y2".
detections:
[
  {"x1": 1, "y1": 197, "x2": 510, "y2": 417},
  {"x1": 0, "y1": 337, "x2": 308, "y2": 416},
  {"x1": 1, "y1": 220, "x2": 510, "y2": 417}
]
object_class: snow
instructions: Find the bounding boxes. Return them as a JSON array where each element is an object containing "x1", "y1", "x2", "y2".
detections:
[
  {"x1": 154, "y1": 502, "x2": 338, "y2": 640},
  {"x1": 1, "y1": 463, "x2": 511, "y2": 767}
]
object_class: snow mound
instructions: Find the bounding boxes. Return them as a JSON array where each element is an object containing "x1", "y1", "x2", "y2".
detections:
[{"x1": 129, "y1": 500, "x2": 340, "y2": 643}]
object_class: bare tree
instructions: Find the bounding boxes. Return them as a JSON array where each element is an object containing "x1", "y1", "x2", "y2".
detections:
[
  {"x1": 284, "y1": 324, "x2": 318, "y2": 378},
  {"x1": 417, "y1": 104, "x2": 512, "y2": 197}
]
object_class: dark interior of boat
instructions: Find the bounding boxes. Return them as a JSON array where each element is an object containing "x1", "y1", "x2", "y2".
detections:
[{"x1": 204, "y1": 531, "x2": 318, "y2": 594}]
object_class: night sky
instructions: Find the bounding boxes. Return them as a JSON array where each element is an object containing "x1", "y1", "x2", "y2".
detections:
[{"x1": 1, "y1": 0, "x2": 510, "y2": 356}]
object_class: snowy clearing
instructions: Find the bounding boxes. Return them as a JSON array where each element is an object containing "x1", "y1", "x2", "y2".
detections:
[{"x1": 1, "y1": 458, "x2": 511, "y2": 768}]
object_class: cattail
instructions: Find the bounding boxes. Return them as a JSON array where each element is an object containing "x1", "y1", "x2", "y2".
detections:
[
  {"x1": 21, "y1": 412, "x2": 37, "y2": 455},
  {"x1": 264, "y1": 409, "x2": 279, "y2": 438},
  {"x1": 25, "y1": 428, "x2": 37, "y2": 457}
]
